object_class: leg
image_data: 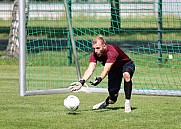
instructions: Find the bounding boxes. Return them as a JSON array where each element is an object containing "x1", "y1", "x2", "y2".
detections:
[
  {"x1": 123, "y1": 61, "x2": 135, "y2": 112},
  {"x1": 92, "y1": 90, "x2": 119, "y2": 110},
  {"x1": 93, "y1": 68, "x2": 122, "y2": 110},
  {"x1": 123, "y1": 72, "x2": 132, "y2": 113},
  {"x1": 123, "y1": 72, "x2": 132, "y2": 100},
  {"x1": 106, "y1": 89, "x2": 119, "y2": 104}
]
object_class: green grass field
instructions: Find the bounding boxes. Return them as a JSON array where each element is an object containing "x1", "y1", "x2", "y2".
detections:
[
  {"x1": 0, "y1": 63, "x2": 181, "y2": 129},
  {"x1": 0, "y1": 5, "x2": 181, "y2": 128}
]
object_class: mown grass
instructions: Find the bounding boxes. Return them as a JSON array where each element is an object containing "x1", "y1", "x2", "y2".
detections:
[
  {"x1": 0, "y1": 64, "x2": 181, "y2": 129},
  {"x1": 0, "y1": 11, "x2": 181, "y2": 129}
]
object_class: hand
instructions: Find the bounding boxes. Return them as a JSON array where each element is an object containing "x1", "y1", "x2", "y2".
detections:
[
  {"x1": 90, "y1": 77, "x2": 102, "y2": 86},
  {"x1": 68, "y1": 80, "x2": 85, "y2": 92}
]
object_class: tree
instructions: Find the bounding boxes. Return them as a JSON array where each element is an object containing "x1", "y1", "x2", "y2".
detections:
[{"x1": 2, "y1": 0, "x2": 29, "y2": 58}]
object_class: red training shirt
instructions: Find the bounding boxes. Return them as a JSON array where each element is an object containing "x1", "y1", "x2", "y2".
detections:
[{"x1": 90, "y1": 44, "x2": 132, "y2": 73}]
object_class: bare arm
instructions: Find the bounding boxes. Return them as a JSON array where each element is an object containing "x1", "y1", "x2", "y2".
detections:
[
  {"x1": 81, "y1": 62, "x2": 96, "y2": 81},
  {"x1": 100, "y1": 63, "x2": 113, "y2": 79},
  {"x1": 69, "y1": 62, "x2": 96, "y2": 91}
]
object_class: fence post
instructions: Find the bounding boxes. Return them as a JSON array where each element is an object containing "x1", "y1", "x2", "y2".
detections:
[
  {"x1": 67, "y1": 0, "x2": 72, "y2": 66},
  {"x1": 158, "y1": 0, "x2": 163, "y2": 62},
  {"x1": 111, "y1": 0, "x2": 120, "y2": 33}
]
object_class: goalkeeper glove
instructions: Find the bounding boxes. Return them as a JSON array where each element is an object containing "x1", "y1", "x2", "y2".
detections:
[
  {"x1": 68, "y1": 79, "x2": 85, "y2": 92},
  {"x1": 90, "y1": 77, "x2": 102, "y2": 86}
]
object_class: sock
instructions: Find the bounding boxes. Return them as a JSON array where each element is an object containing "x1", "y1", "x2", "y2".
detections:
[
  {"x1": 124, "y1": 80, "x2": 132, "y2": 100},
  {"x1": 103, "y1": 101, "x2": 108, "y2": 107},
  {"x1": 105, "y1": 96, "x2": 110, "y2": 106},
  {"x1": 125, "y1": 99, "x2": 130, "y2": 104}
]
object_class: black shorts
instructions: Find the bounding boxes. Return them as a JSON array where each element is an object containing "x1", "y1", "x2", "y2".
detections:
[{"x1": 108, "y1": 61, "x2": 135, "y2": 92}]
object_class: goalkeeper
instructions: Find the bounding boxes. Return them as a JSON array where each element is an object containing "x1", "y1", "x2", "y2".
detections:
[{"x1": 69, "y1": 35, "x2": 135, "y2": 113}]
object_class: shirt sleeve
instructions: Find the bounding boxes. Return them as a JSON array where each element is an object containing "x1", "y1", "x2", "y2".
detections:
[{"x1": 89, "y1": 52, "x2": 97, "y2": 63}]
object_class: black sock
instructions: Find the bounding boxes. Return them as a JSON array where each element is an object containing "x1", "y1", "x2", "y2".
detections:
[
  {"x1": 124, "y1": 80, "x2": 132, "y2": 100},
  {"x1": 105, "y1": 96, "x2": 110, "y2": 105}
]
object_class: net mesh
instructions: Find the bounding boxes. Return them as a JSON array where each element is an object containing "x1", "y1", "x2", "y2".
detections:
[{"x1": 25, "y1": 0, "x2": 181, "y2": 95}]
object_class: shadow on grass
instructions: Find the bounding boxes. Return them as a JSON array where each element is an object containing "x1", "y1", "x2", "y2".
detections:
[
  {"x1": 71, "y1": 106, "x2": 137, "y2": 114},
  {"x1": 119, "y1": 106, "x2": 137, "y2": 111},
  {"x1": 92, "y1": 106, "x2": 137, "y2": 112},
  {"x1": 66, "y1": 111, "x2": 81, "y2": 115}
]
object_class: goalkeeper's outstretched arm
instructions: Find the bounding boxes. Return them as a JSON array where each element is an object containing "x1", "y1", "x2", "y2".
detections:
[
  {"x1": 81, "y1": 62, "x2": 96, "y2": 81},
  {"x1": 68, "y1": 62, "x2": 96, "y2": 92}
]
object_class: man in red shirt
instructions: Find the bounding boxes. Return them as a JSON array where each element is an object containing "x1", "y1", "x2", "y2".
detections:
[{"x1": 69, "y1": 35, "x2": 135, "y2": 112}]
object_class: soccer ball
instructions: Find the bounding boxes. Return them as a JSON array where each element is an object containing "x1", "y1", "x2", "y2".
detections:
[{"x1": 64, "y1": 95, "x2": 80, "y2": 111}]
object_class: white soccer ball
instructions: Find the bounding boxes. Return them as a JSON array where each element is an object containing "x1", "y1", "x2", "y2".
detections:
[{"x1": 64, "y1": 95, "x2": 80, "y2": 111}]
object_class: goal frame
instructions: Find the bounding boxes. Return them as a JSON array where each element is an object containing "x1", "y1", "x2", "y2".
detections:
[{"x1": 19, "y1": 0, "x2": 181, "y2": 96}]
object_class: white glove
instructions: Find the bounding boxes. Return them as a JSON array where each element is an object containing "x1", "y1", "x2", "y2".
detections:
[
  {"x1": 68, "y1": 82, "x2": 82, "y2": 92},
  {"x1": 68, "y1": 80, "x2": 85, "y2": 92}
]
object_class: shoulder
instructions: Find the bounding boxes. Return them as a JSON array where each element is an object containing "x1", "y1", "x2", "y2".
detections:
[
  {"x1": 106, "y1": 45, "x2": 118, "y2": 55},
  {"x1": 106, "y1": 45, "x2": 118, "y2": 52},
  {"x1": 106, "y1": 44, "x2": 114, "y2": 50}
]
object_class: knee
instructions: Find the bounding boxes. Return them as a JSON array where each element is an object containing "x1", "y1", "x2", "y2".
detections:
[{"x1": 123, "y1": 72, "x2": 131, "y2": 82}]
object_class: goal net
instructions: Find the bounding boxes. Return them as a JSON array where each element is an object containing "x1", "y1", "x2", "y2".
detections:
[{"x1": 19, "y1": 0, "x2": 181, "y2": 96}]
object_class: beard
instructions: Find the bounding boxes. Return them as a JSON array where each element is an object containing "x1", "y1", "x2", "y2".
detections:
[
  {"x1": 96, "y1": 53, "x2": 102, "y2": 57},
  {"x1": 96, "y1": 50, "x2": 105, "y2": 57}
]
